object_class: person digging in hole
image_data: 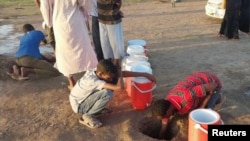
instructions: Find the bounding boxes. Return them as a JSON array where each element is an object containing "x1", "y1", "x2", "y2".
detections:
[
  {"x1": 151, "y1": 71, "x2": 223, "y2": 139},
  {"x1": 69, "y1": 59, "x2": 156, "y2": 128},
  {"x1": 7, "y1": 24, "x2": 61, "y2": 80}
]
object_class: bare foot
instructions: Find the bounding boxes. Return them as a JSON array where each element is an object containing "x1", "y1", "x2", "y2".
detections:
[
  {"x1": 13, "y1": 65, "x2": 20, "y2": 76},
  {"x1": 217, "y1": 32, "x2": 223, "y2": 37},
  {"x1": 21, "y1": 67, "x2": 28, "y2": 77},
  {"x1": 21, "y1": 67, "x2": 35, "y2": 77},
  {"x1": 228, "y1": 37, "x2": 239, "y2": 40}
]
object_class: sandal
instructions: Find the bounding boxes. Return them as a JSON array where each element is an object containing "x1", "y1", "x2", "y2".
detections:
[
  {"x1": 79, "y1": 115, "x2": 102, "y2": 128},
  {"x1": 94, "y1": 108, "x2": 112, "y2": 116}
]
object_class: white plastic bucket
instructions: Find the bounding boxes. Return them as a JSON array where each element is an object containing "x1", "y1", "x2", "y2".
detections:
[
  {"x1": 126, "y1": 55, "x2": 148, "y2": 63},
  {"x1": 121, "y1": 55, "x2": 149, "y2": 71},
  {"x1": 128, "y1": 39, "x2": 147, "y2": 48},
  {"x1": 128, "y1": 39, "x2": 147, "y2": 55},
  {"x1": 125, "y1": 61, "x2": 150, "y2": 71},
  {"x1": 127, "y1": 45, "x2": 145, "y2": 56}
]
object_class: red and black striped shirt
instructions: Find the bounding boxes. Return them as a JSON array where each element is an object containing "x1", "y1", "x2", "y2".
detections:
[{"x1": 166, "y1": 72, "x2": 222, "y2": 114}]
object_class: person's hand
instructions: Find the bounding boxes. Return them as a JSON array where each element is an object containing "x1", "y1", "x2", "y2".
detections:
[
  {"x1": 40, "y1": 39, "x2": 47, "y2": 46},
  {"x1": 146, "y1": 74, "x2": 156, "y2": 83},
  {"x1": 120, "y1": 11, "x2": 124, "y2": 18}
]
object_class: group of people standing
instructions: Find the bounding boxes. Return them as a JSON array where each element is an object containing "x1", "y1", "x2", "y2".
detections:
[
  {"x1": 218, "y1": 0, "x2": 250, "y2": 39},
  {"x1": 5, "y1": 0, "x2": 226, "y2": 136},
  {"x1": 7, "y1": 0, "x2": 132, "y2": 129},
  {"x1": 9, "y1": 0, "x2": 125, "y2": 90},
  {"x1": 37, "y1": 0, "x2": 125, "y2": 90}
]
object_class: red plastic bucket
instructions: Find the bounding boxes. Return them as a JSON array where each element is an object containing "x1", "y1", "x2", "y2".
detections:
[
  {"x1": 131, "y1": 80, "x2": 156, "y2": 110},
  {"x1": 130, "y1": 65, "x2": 156, "y2": 110},
  {"x1": 188, "y1": 109, "x2": 223, "y2": 141},
  {"x1": 124, "y1": 61, "x2": 151, "y2": 97},
  {"x1": 128, "y1": 39, "x2": 147, "y2": 55}
]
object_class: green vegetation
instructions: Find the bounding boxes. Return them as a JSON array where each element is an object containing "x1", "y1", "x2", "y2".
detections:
[{"x1": 0, "y1": 0, "x2": 34, "y2": 8}]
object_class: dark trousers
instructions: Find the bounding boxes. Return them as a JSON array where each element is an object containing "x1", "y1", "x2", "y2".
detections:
[{"x1": 92, "y1": 16, "x2": 104, "y2": 62}]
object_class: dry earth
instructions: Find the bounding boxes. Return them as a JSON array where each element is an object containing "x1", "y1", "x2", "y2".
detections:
[{"x1": 1, "y1": 0, "x2": 250, "y2": 141}]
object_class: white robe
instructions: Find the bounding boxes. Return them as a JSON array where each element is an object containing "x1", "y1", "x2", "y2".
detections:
[{"x1": 39, "y1": 0, "x2": 98, "y2": 76}]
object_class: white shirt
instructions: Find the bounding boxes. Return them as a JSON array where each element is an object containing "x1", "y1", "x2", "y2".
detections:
[
  {"x1": 84, "y1": 0, "x2": 98, "y2": 17},
  {"x1": 69, "y1": 69, "x2": 105, "y2": 113}
]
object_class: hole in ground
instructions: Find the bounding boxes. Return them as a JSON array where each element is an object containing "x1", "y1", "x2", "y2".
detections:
[{"x1": 138, "y1": 114, "x2": 188, "y2": 140}]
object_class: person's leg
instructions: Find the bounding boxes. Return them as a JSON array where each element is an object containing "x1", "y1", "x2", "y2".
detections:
[
  {"x1": 8, "y1": 63, "x2": 29, "y2": 80},
  {"x1": 78, "y1": 89, "x2": 113, "y2": 128},
  {"x1": 78, "y1": 89, "x2": 113, "y2": 115},
  {"x1": 106, "y1": 23, "x2": 125, "y2": 68},
  {"x1": 45, "y1": 25, "x2": 56, "y2": 52},
  {"x1": 13, "y1": 64, "x2": 20, "y2": 76},
  {"x1": 206, "y1": 91, "x2": 221, "y2": 109},
  {"x1": 219, "y1": 17, "x2": 227, "y2": 36},
  {"x1": 99, "y1": 22, "x2": 114, "y2": 59},
  {"x1": 16, "y1": 56, "x2": 61, "y2": 77},
  {"x1": 92, "y1": 16, "x2": 104, "y2": 61},
  {"x1": 67, "y1": 76, "x2": 76, "y2": 91}
]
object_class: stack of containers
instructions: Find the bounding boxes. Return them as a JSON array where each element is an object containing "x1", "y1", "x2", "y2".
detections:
[
  {"x1": 122, "y1": 39, "x2": 156, "y2": 110},
  {"x1": 128, "y1": 39, "x2": 147, "y2": 55}
]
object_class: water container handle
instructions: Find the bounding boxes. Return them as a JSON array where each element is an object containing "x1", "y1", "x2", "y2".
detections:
[
  {"x1": 194, "y1": 124, "x2": 208, "y2": 134},
  {"x1": 131, "y1": 81, "x2": 156, "y2": 93}
]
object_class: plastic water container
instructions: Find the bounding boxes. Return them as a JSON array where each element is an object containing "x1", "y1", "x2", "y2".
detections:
[
  {"x1": 127, "y1": 45, "x2": 146, "y2": 56},
  {"x1": 130, "y1": 64, "x2": 156, "y2": 110},
  {"x1": 188, "y1": 109, "x2": 223, "y2": 141},
  {"x1": 124, "y1": 61, "x2": 151, "y2": 97},
  {"x1": 128, "y1": 39, "x2": 147, "y2": 55},
  {"x1": 128, "y1": 39, "x2": 147, "y2": 48},
  {"x1": 121, "y1": 55, "x2": 148, "y2": 71}
]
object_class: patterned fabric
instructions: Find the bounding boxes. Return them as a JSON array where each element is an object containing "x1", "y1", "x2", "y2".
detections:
[
  {"x1": 166, "y1": 72, "x2": 222, "y2": 114},
  {"x1": 97, "y1": 0, "x2": 122, "y2": 24}
]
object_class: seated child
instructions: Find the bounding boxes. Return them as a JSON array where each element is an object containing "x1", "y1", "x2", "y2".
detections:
[{"x1": 69, "y1": 59, "x2": 156, "y2": 128}]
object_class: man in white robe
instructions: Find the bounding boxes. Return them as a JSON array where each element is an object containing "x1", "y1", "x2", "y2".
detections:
[{"x1": 38, "y1": 0, "x2": 98, "y2": 90}]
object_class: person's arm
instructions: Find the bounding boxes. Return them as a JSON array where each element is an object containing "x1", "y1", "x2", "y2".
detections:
[
  {"x1": 116, "y1": 0, "x2": 122, "y2": 9},
  {"x1": 122, "y1": 71, "x2": 156, "y2": 83},
  {"x1": 159, "y1": 119, "x2": 168, "y2": 139},
  {"x1": 200, "y1": 83, "x2": 218, "y2": 108},
  {"x1": 115, "y1": 0, "x2": 124, "y2": 18},
  {"x1": 34, "y1": 0, "x2": 40, "y2": 8},
  {"x1": 221, "y1": 0, "x2": 226, "y2": 9},
  {"x1": 102, "y1": 70, "x2": 156, "y2": 91},
  {"x1": 102, "y1": 70, "x2": 124, "y2": 91},
  {"x1": 40, "y1": 39, "x2": 47, "y2": 46}
]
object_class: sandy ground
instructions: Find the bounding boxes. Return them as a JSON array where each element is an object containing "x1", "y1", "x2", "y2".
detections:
[{"x1": 1, "y1": 0, "x2": 250, "y2": 141}]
